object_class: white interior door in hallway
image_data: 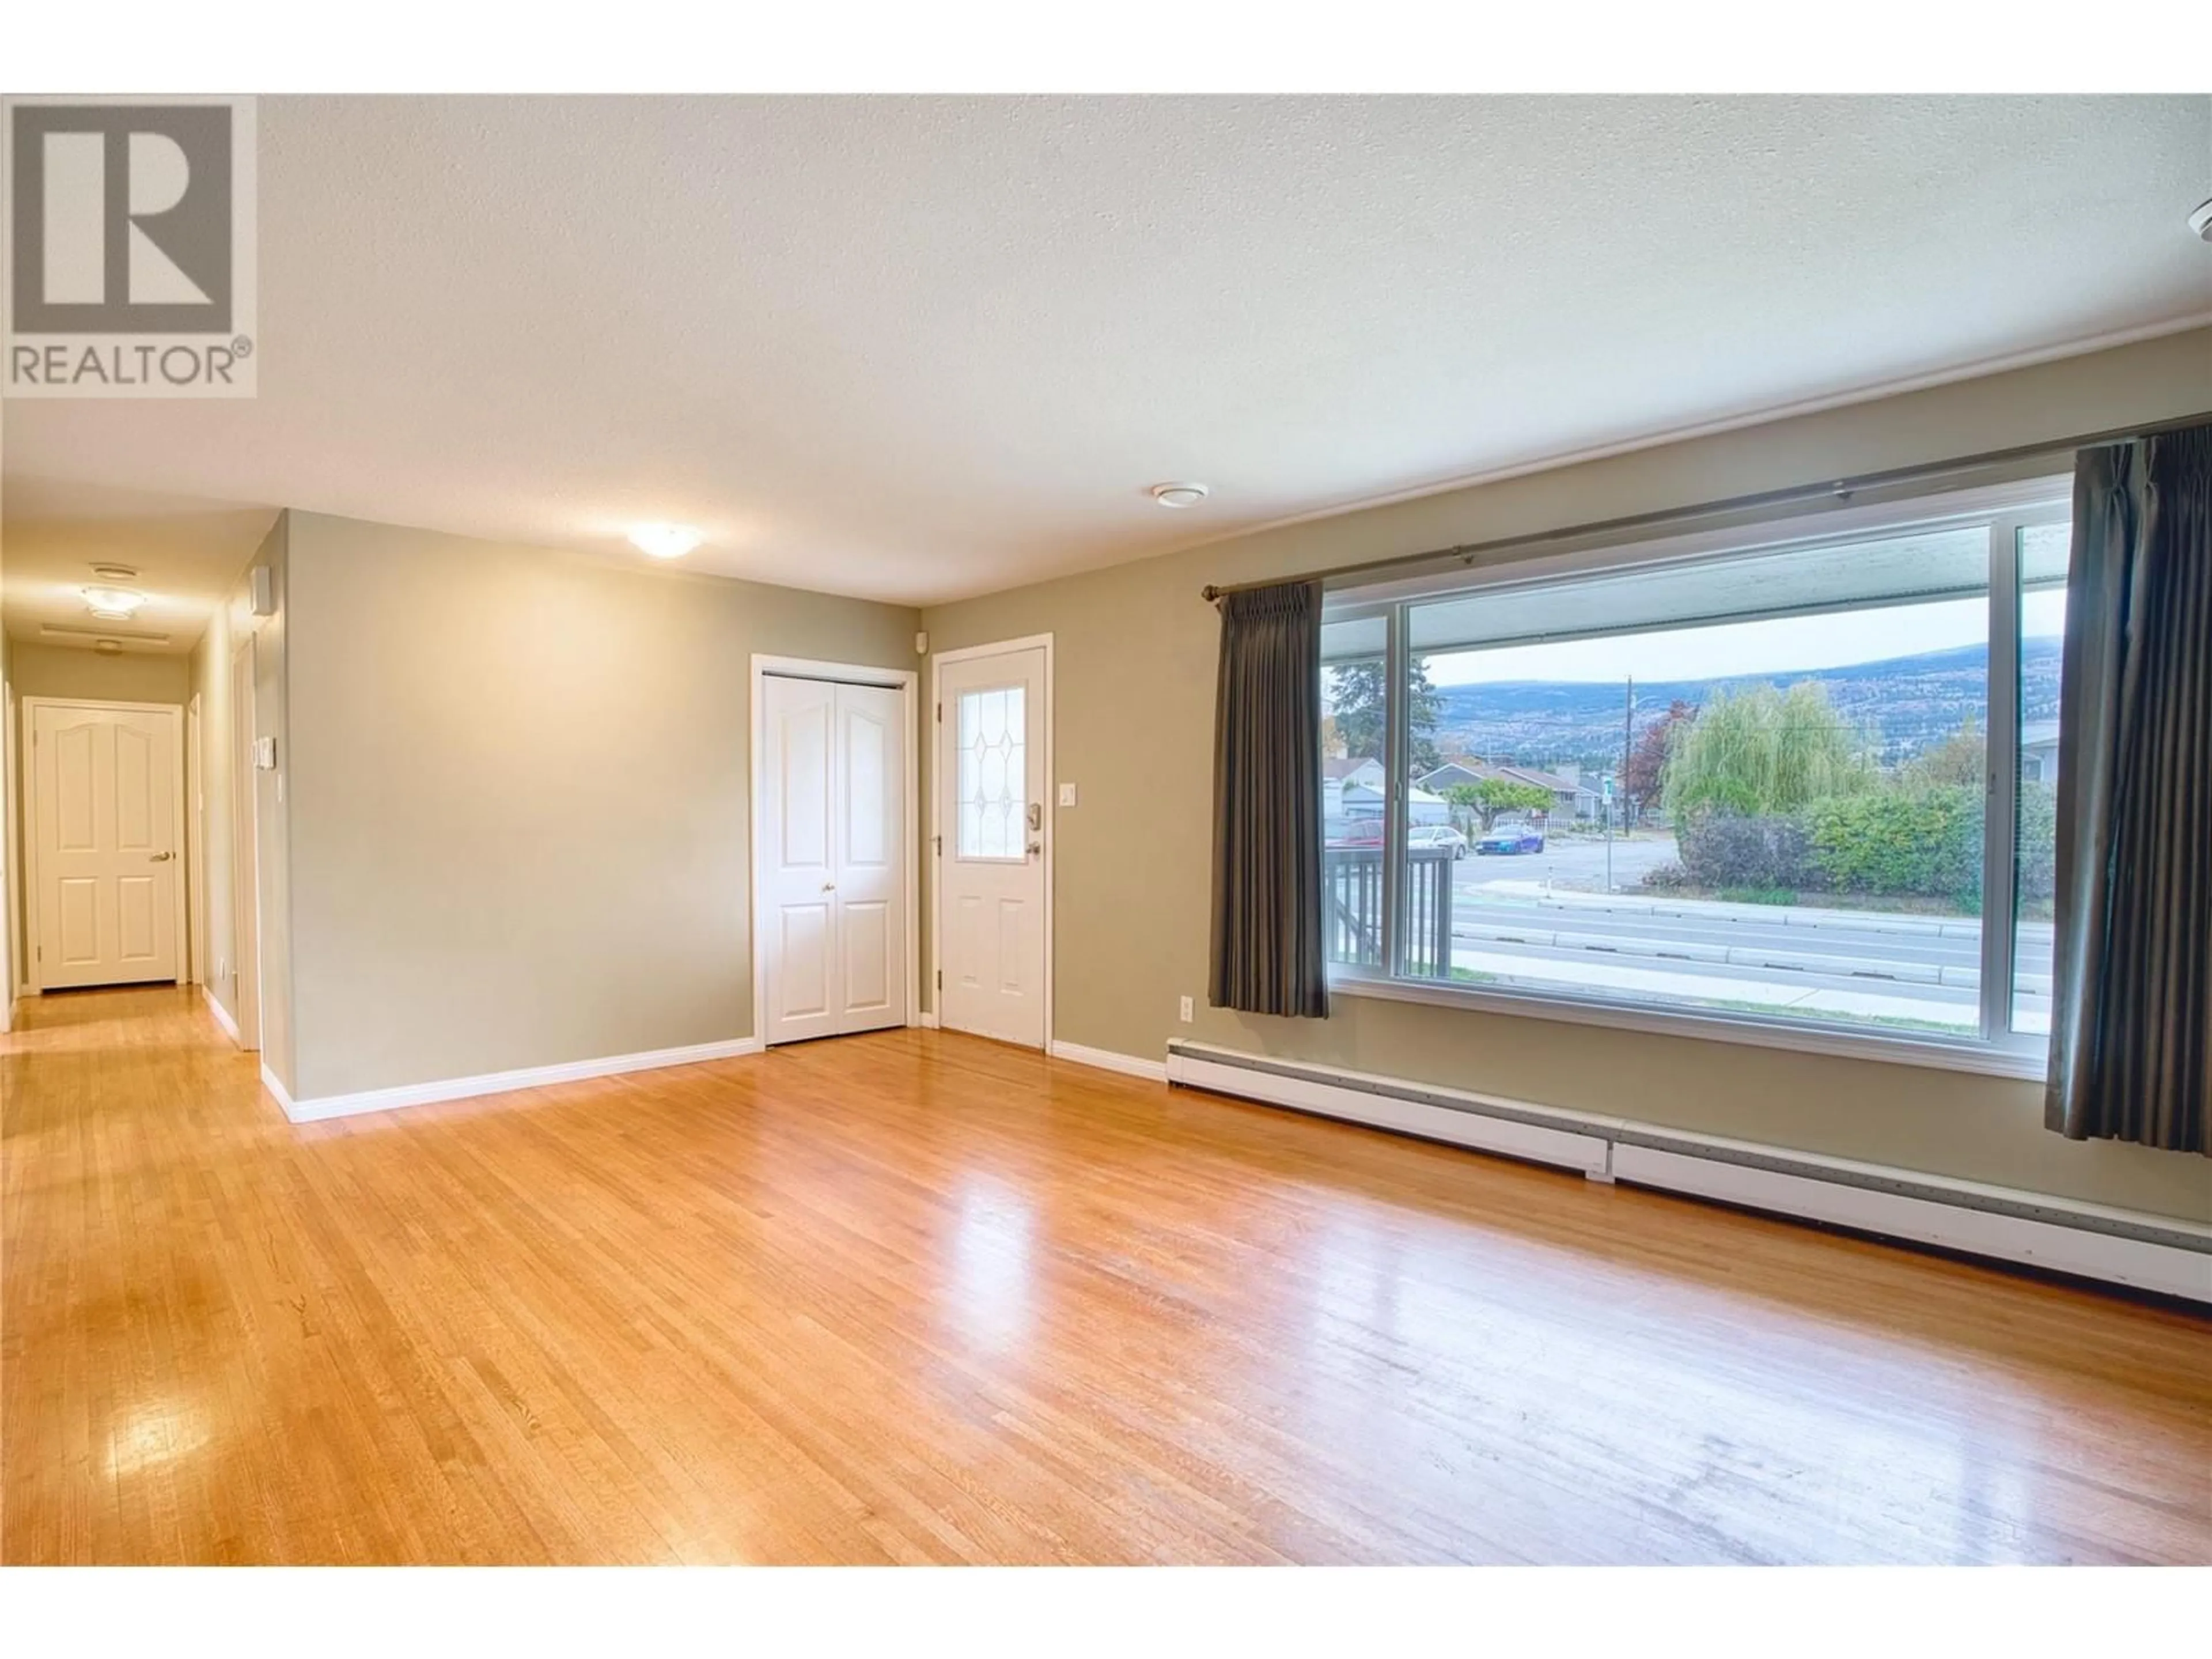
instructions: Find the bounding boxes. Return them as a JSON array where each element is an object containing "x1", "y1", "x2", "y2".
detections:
[
  {"x1": 759, "y1": 673, "x2": 910, "y2": 1046},
  {"x1": 934, "y1": 641, "x2": 1050, "y2": 1050},
  {"x1": 25, "y1": 700, "x2": 184, "y2": 990}
]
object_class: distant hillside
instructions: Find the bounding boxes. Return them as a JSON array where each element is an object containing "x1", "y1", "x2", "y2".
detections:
[{"x1": 1428, "y1": 638, "x2": 2059, "y2": 774}]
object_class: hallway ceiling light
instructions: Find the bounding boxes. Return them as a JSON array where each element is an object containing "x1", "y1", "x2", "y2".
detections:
[
  {"x1": 82, "y1": 585, "x2": 149, "y2": 620},
  {"x1": 1150, "y1": 483, "x2": 1210, "y2": 509},
  {"x1": 628, "y1": 523, "x2": 703, "y2": 559}
]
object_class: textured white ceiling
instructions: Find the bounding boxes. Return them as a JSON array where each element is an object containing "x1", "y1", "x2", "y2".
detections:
[{"x1": 4, "y1": 94, "x2": 2209, "y2": 615}]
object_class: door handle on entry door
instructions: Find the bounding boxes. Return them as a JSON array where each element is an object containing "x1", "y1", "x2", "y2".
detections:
[{"x1": 149, "y1": 851, "x2": 175, "y2": 862}]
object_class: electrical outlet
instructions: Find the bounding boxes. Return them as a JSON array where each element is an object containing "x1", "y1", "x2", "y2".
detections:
[{"x1": 1179, "y1": 995, "x2": 1194, "y2": 1023}]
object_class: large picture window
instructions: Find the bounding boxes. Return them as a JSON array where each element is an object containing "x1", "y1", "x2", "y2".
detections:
[{"x1": 1320, "y1": 483, "x2": 2070, "y2": 1073}]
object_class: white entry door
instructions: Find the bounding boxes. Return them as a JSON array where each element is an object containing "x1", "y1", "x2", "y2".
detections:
[
  {"x1": 29, "y1": 701, "x2": 183, "y2": 989},
  {"x1": 935, "y1": 645, "x2": 1048, "y2": 1048},
  {"x1": 760, "y1": 674, "x2": 909, "y2": 1045}
]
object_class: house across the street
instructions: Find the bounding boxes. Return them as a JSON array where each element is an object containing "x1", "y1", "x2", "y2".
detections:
[
  {"x1": 1324, "y1": 756, "x2": 1448, "y2": 835},
  {"x1": 1419, "y1": 759, "x2": 1587, "y2": 821},
  {"x1": 2021, "y1": 719, "x2": 2061, "y2": 785}
]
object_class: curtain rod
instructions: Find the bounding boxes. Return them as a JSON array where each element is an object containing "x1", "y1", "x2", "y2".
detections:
[{"x1": 1198, "y1": 408, "x2": 2212, "y2": 604}]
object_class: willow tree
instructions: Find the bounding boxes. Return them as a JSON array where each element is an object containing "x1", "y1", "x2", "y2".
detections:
[{"x1": 1661, "y1": 681, "x2": 1871, "y2": 818}]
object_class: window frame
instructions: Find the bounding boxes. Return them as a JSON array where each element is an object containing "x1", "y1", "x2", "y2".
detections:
[{"x1": 1324, "y1": 477, "x2": 2072, "y2": 1081}]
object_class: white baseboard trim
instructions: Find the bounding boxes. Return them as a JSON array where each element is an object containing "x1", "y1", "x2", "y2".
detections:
[
  {"x1": 274, "y1": 1036, "x2": 764, "y2": 1124},
  {"x1": 916, "y1": 1012, "x2": 941, "y2": 1029},
  {"x1": 1169, "y1": 1046, "x2": 1610, "y2": 1176},
  {"x1": 203, "y1": 984, "x2": 241, "y2": 1045},
  {"x1": 259, "y1": 1061, "x2": 295, "y2": 1116},
  {"x1": 1608, "y1": 1143, "x2": 2208, "y2": 1305},
  {"x1": 1166, "y1": 1041, "x2": 2211, "y2": 1304},
  {"x1": 1048, "y1": 1040, "x2": 1169, "y2": 1084}
]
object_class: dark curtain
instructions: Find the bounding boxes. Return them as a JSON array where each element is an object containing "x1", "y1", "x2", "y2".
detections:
[
  {"x1": 2046, "y1": 422, "x2": 2211, "y2": 1153},
  {"x1": 1209, "y1": 581, "x2": 1329, "y2": 1017}
]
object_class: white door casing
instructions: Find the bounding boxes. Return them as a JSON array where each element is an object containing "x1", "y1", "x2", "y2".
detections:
[
  {"x1": 25, "y1": 700, "x2": 184, "y2": 990},
  {"x1": 757, "y1": 671, "x2": 911, "y2": 1046},
  {"x1": 934, "y1": 641, "x2": 1050, "y2": 1049}
]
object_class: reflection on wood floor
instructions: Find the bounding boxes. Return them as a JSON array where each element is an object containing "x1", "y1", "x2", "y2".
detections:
[{"x1": 3, "y1": 986, "x2": 2207, "y2": 1563}]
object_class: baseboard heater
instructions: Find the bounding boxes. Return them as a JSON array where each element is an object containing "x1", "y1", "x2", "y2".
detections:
[{"x1": 1164, "y1": 1040, "x2": 2211, "y2": 1305}]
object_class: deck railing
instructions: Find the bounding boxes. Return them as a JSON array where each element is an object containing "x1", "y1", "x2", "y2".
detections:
[{"x1": 1324, "y1": 844, "x2": 1455, "y2": 978}]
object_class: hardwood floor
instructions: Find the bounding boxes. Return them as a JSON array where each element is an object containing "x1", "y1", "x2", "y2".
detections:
[{"x1": 3, "y1": 986, "x2": 2207, "y2": 1564}]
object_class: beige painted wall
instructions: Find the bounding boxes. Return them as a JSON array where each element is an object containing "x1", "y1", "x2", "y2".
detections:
[
  {"x1": 281, "y1": 513, "x2": 918, "y2": 1100},
  {"x1": 921, "y1": 327, "x2": 2212, "y2": 1221},
  {"x1": 1, "y1": 624, "x2": 12, "y2": 1016},
  {"x1": 190, "y1": 575, "x2": 239, "y2": 1021},
  {"x1": 3, "y1": 642, "x2": 191, "y2": 704},
  {"x1": 185, "y1": 515, "x2": 293, "y2": 1086},
  {"x1": 251, "y1": 518, "x2": 296, "y2": 1091}
]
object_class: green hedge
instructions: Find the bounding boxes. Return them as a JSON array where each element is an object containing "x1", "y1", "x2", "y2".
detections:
[
  {"x1": 1665, "y1": 780, "x2": 2057, "y2": 912},
  {"x1": 1675, "y1": 811, "x2": 1812, "y2": 891},
  {"x1": 1806, "y1": 786, "x2": 1983, "y2": 908},
  {"x1": 2016, "y1": 782, "x2": 2056, "y2": 905}
]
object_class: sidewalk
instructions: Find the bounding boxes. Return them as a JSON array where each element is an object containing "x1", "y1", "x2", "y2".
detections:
[
  {"x1": 1470, "y1": 878, "x2": 2052, "y2": 944},
  {"x1": 1449, "y1": 945, "x2": 2050, "y2": 1033}
]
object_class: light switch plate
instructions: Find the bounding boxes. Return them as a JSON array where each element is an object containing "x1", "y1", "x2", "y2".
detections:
[{"x1": 1058, "y1": 783, "x2": 1077, "y2": 807}]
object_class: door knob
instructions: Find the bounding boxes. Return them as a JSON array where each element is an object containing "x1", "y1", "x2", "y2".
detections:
[
  {"x1": 150, "y1": 851, "x2": 174, "y2": 862},
  {"x1": 821, "y1": 881, "x2": 836, "y2": 892}
]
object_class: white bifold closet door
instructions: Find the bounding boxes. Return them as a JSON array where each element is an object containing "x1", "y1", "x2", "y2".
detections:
[{"x1": 760, "y1": 674, "x2": 908, "y2": 1045}]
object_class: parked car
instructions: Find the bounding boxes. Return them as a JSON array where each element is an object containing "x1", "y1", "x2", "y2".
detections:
[
  {"x1": 1327, "y1": 816, "x2": 1385, "y2": 849},
  {"x1": 1329, "y1": 819, "x2": 1468, "y2": 857},
  {"x1": 1407, "y1": 824, "x2": 1468, "y2": 859},
  {"x1": 1475, "y1": 824, "x2": 1546, "y2": 855}
]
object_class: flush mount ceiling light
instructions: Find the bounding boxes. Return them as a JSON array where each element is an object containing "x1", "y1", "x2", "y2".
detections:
[
  {"x1": 82, "y1": 585, "x2": 149, "y2": 620},
  {"x1": 627, "y1": 522, "x2": 703, "y2": 559},
  {"x1": 1150, "y1": 482, "x2": 1211, "y2": 509},
  {"x1": 2191, "y1": 198, "x2": 2212, "y2": 243}
]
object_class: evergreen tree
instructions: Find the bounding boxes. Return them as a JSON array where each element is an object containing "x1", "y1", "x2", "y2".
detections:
[{"x1": 1325, "y1": 658, "x2": 1445, "y2": 774}]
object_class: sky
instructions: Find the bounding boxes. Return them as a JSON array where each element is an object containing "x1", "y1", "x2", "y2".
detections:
[{"x1": 1422, "y1": 588, "x2": 2067, "y2": 686}]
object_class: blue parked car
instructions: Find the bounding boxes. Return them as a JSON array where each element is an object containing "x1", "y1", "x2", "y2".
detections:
[{"x1": 1475, "y1": 824, "x2": 1546, "y2": 855}]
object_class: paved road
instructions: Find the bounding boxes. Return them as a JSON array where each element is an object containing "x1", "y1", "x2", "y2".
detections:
[{"x1": 1459, "y1": 832, "x2": 1680, "y2": 895}]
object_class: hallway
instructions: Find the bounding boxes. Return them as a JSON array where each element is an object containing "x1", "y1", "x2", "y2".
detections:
[{"x1": 3, "y1": 988, "x2": 2209, "y2": 1563}]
